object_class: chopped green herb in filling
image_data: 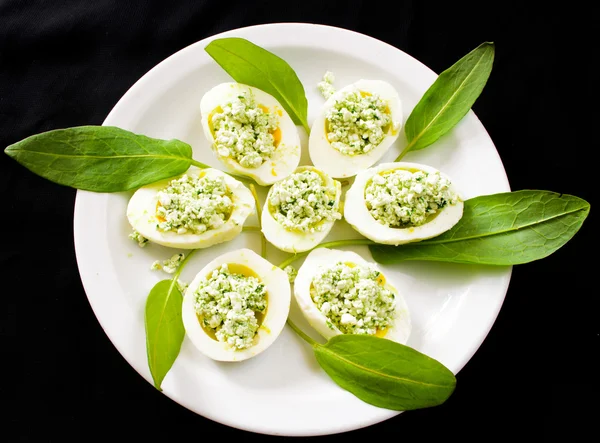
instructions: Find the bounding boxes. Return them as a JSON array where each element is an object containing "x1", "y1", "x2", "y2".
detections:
[
  {"x1": 151, "y1": 253, "x2": 185, "y2": 274},
  {"x1": 129, "y1": 230, "x2": 148, "y2": 247},
  {"x1": 365, "y1": 170, "x2": 458, "y2": 228},
  {"x1": 326, "y1": 90, "x2": 391, "y2": 156},
  {"x1": 268, "y1": 170, "x2": 341, "y2": 232},
  {"x1": 211, "y1": 92, "x2": 279, "y2": 168},
  {"x1": 156, "y1": 174, "x2": 232, "y2": 235},
  {"x1": 317, "y1": 71, "x2": 336, "y2": 99},
  {"x1": 311, "y1": 262, "x2": 396, "y2": 335},
  {"x1": 194, "y1": 264, "x2": 267, "y2": 350}
]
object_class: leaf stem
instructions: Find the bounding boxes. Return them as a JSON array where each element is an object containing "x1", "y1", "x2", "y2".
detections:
[
  {"x1": 286, "y1": 318, "x2": 318, "y2": 347},
  {"x1": 394, "y1": 143, "x2": 412, "y2": 162},
  {"x1": 249, "y1": 184, "x2": 267, "y2": 259},
  {"x1": 175, "y1": 249, "x2": 197, "y2": 279},
  {"x1": 242, "y1": 226, "x2": 261, "y2": 232},
  {"x1": 190, "y1": 158, "x2": 211, "y2": 169},
  {"x1": 278, "y1": 238, "x2": 376, "y2": 269}
]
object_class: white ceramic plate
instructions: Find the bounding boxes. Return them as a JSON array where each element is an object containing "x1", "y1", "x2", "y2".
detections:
[{"x1": 73, "y1": 23, "x2": 511, "y2": 436}]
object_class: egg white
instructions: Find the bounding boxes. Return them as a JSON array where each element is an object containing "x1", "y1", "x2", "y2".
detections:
[
  {"x1": 308, "y1": 79, "x2": 402, "y2": 179},
  {"x1": 200, "y1": 82, "x2": 301, "y2": 186},
  {"x1": 126, "y1": 168, "x2": 254, "y2": 249},
  {"x1": 261, "y1": 166, "x2": 342, "y2": 253},
  {"x1": 294, "y1": 248, "x2": 411, "y2": 343},
  {"x1": 344, "y1": 162, "x2": 464, "y2": 245},
  {"x1": 182, "y1": 248, "x2": 291, "y2": 362}
]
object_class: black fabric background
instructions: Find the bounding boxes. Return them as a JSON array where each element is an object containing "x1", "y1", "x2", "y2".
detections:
[{"x1": 1, "y1": 1, "x2": 597, "y2": 440}]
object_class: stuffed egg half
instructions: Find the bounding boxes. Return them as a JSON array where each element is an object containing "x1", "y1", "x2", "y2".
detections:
[
  {"x1": 261, "y1": 166, "x2": 342, "y2": 253},
  {"x1": 309, "y1": 79, "x2": 402, "y2": 179},
  {"x1": 127, "y1": 168, "x2": 254, "y2": 249},
  {"x1": 182, "y1": 248, "x2": 291, "y2": 362},
  {"x1": 200, "y1": 82, "x2": 301, "y2": 186},
  {"x1": 294, "y1": 248, "x2": 411, "y2": 343},
  {"x1": 344, "y1": 162, "x2": 464, "y2": 245}
]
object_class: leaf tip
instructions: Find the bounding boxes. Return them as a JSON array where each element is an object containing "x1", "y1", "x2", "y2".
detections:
[
  {"x1": 204, "y1": 38, "x2": 224, "y2": 53},
  {"x1": 4, "y1": 142, "x2": 19, "y2": 157},
  {"x1": 206, "y1": 36, "x2": 246, "y2": 49},
  {"x1": 150, "y1": 367, "x2": 164, "y2": 391},
  {"x1": 482, "y1": 41, "x2": 496, "y2": 55}
]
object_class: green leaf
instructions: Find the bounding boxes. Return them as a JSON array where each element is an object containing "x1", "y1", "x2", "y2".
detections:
[
  {"x1": 398, "y1": 42, "x2": 494, "y2": 159},
  {"x1": 145, "y1": 279, "x2": 186, "y2": 391},
  {"x1": 4, "y1": 126, "x2": 197, "y2": 192},
  {"x1": 205, "y1": 37, "x2": 309, "y2": 132},
  {"x1": 370, "y1": 190, "x2": 590, "y2": 265},
  {"x1": 313, "y1": 335, "x2": 456, "y2": 410}
]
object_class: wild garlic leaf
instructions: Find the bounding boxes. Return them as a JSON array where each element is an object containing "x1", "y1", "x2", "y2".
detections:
[
  {"x1": 398, "y1": 42, "x2": 495, "y2": 159},
  {"x1": 313, "y1": 335, "x2": 456, "y2": 410},
  {"x1": 4, "y1": 126, "x2": 196, "y2": 192},
  {"x1": 370, "y1": 190, "x2": 590, "y2": 265},
  {"x1": 145, "y1": 279, "x2": 186, "y2": 391},
  {"x1": 205, "y1": 37, "x2": 309, "y2": 132}
]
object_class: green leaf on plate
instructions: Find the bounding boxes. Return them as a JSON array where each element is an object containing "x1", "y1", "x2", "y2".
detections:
[
  {"x1": 205, "y1": 37, "x2": 310, "y2": 132},
  {"x1": 313, "y1": 335, "x2": 456, "y2": 410},
  {"x1": 370, "y1": 190, "x2": 590, "y2": 265},
  {"x1": 145, "y1": 279, "x2": 186, "y2": 391},
  {"x1": 397, "y1": 42, "x2": 495, "y2": 159},
  {"x1": 4, "y1": 126, "x2": 197, "y2": 192}
]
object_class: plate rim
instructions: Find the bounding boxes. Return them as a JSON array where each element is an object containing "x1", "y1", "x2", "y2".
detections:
[{"x1": 74, "y1": 22, "x2": 512, "y2": 436}]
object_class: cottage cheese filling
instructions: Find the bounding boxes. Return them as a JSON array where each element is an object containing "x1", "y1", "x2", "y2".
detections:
[
  {"x1": 193, "y1": 264, "x2": 267, "y2": 350},
  {"x1": 317, "y1": 71, "x2": 336, "y2": 99},
  {"x1": 326, "y1": 89, "x2": 391, "y2": 156},
  {"x1": 156, "y1": 174, "x2": 233, "y2": 235},
  {"x1": 129, "y1": 230, "x2": 148, "y2": 247},
  {"x1": 151, "y1": 253, "x2": 185, "y2": 274},
  {"x1": 311, "y1": 262, "x2": 396, "y2": 335},
  {"x1": 365, "y1": 169, "x2": 458, "y2": 228},
  {"x1": 211, "y1": 92, "x2": 279, "y2": 168},
  {"x1": 268, "y1": 170, "x2": 341, "y2": 232}
]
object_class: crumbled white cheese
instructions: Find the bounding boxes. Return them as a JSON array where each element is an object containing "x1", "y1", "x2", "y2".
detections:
[
  {"x1": 156, "y1": 174, "x2": 232, "y2": 235},
  {"x1": 176, "y1": 279, "x2": 189, "y2": 294},
  {"x1": 151, "y1": 253, "x2": 185, "y2": 274},
  {"x1": 211, "y1": 92, "x2": 279, "y2": 168},
  {"x1": 283, "y1": 265, "x2": 297, "y2": 283},
  {"x1": 194, "y1": 264, "x2": 267, "y2": 350},
  {"x1": 366, "y1": 170, "x2": 458, "y2": 228},
  {"x1": 317, "y1": 71, "x2": 336, "y2": 99},
  {"x1": 129, "y1": 230, "x2": 149, "y2": 247},
  {"x1": 326, "y1": 89, "x2": 391, "y2": 156},
  {"x1": 310, "y1": 262, "x2": 395, "y2": 335},
  {"x1": 268, "y1": 170, "x2": 341, "y2": 232}
]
